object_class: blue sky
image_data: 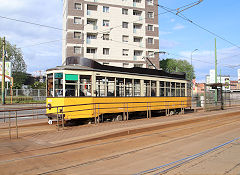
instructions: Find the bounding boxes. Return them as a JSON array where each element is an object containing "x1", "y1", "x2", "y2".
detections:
[{"x1": 0, "y1": 0, "x2": 239, "y2": 81}]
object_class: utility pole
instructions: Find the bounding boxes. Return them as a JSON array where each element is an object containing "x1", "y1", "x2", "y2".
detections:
[
  {"x1": 215, "y1": 38, "x2": 217, "y2": 104},
  {"x1": 1, "y1": 37, "x2": 6, "y2": 104}
]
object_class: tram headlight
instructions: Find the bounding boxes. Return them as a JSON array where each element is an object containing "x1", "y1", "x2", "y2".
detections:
[{"x1": 47, "y1": 103, "x2": 52, "y2": 110}]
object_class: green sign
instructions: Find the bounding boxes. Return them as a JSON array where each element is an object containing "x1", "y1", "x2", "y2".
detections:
[
  {"x1": 65, "y1": 74, "x2": 78, "y2": 81},
  {"x1": 55, "y1": 73, "x2": 63, "y2": 78}
]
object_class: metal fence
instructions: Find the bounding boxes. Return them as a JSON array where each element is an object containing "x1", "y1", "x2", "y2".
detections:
[{"x1": 0, "y1": 89, "x2": 46, "y2": 101}]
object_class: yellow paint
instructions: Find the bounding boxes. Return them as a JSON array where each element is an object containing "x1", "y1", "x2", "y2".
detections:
[{"x1": 46, "y1": 97, "x2": 191, "y2": 120}]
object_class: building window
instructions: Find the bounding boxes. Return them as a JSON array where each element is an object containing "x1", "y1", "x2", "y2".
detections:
[
  {"x1": 74, "y1": 32, "x2": 81, "y2": 39},
  {"x1": 147, "y1": 24, "x2": 154, "y2": 31},
  {"x1": 74, "y1": 46, "x2": 81, "y2": 54},
  {"x1": 147, "y1": 51, "x2": 154, "y2": 57},
  {"x1": 148, "y1": 12, "x2": 154, "y2": 18},
  {"x1": 133, "y1": 10, "x2": 142, "y2": 16},
  {"x1": 87, "y1": 48, "x2": 97, "y2": 53},
  {"x1": 74, "y1": 17, "x2": 82, "y2": 24},
  {"x1": 134, "y1": 37, "x2": 142, "y2": 42},
  {"x1": 122, "y1": 8, "x2": 128, "y2": 15},
  {"x1": 134, "y1": 64, "x2": 143, "y2": 68},
  {"x1": 103, "y1": 62, "x2": 109, "y2": 65},
  {"x1": 75, "y1": 3, "x2": 82, "y2": 10},
  {"x1": 134, "y1": 50, "x2": 143, "y2": 56},
  {"x1": 147, "y1": 0, "x2": 153, "y2": 5},
  {"x1": 103, "y1": 6, "x2": 109, "y2": 13},
  {"x1": 103, "y1": 48, "x2": 110, "y2": 55},
  {"x1": 122, "y1": 22, "x2": 128, "y2": 28},
  {"x1": 123, "y1": 63, "x2": 129, "y2": 67},
  {"x1": 122, "y1": 49, "x2": 129, "y2": 56},
  {"x1": 122, "y1": 35, "x2": 129, "y2": 42},
  {"x1": 147, "y1": 38, "x2": 154, "y2": 44},
  {"x1": 103, "y1": 20, "x2": 109, "y2": 27},
  {"x1": 103, "y1": 34, "x2": 109, "y2": 40}
]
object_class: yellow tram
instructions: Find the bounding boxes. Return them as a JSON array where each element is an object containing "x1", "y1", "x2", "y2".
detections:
[{"x1": 46, "y1": 57, "x2": 191, "y2": 122}]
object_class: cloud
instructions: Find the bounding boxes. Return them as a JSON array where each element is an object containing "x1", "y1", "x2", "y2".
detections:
[
  {"x1": 170, "y1": 18, "x2": 175, "y2": 23},
  {"x1": 0, "y1": 0, "x2": 63, "y2": 73},
  {"x1": 178, "y1": 47, "x2": 240, "y2": 82},
  {"x1": 159, "y1": 39, "x2": 179, "y2": 49},
  {"x1": 173, "y1": 24, "x2": 185, "y2": 30},
  {"x1": 159, "y1": 31, "x2": 172, "y2": 36}
]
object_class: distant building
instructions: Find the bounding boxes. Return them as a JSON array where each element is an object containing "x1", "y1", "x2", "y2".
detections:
[
  {"x1": 62, "y1": 0, "x2": 160, "y2": 69},
  {"x1": 230, "y1": 81, "x2": 240, "y2": 91},
  {"x1": 206, "y1": 69, "x2": 230, "y2": 91}
]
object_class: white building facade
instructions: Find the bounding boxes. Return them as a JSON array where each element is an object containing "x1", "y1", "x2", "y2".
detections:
[{"x1": 62, "y1": 0, "x2": 160, "y2": 68}]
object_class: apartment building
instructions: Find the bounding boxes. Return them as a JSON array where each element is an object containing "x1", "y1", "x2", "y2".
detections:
[{"x1": 62, "y1": 0, "x2": 160, "y2": 68}]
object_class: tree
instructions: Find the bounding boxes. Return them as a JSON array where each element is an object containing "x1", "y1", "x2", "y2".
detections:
[
  {"x1": 160, "y1": 58, "x2": 195, "y2": 80},
  {"x1": 0, "y1": 37, "x2": 27, "y2": 88}
]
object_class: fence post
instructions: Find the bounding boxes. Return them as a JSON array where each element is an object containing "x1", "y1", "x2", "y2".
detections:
[
  {"x1": 38, "y1": 89, "x2": 40, "y2": 97},
  {"x1": 149, "y1": 102, "x2": 151, "y2": 118},
  {"x1": 127, "y1": 103, "x2": 129, "y2": 120},
  {"x1": 57, "y1": 107, "x2": 59, "y2": 131},
  {"x1": 16, "y1": 89, "x2": 18, "y2": 97},
  {"x1": 147, "y1": 102, "x2": 149, "y2": 119},
  {"x1": 15, "y1": 112, "x2": 18, "y2": 139},
  {"x1": 32, "y1": 103, "x2": 34, "y2": 120},
  {"x1": 94, "y1": 103, "x2": 97, "y2": 125},
  {"x1": 97, "y1": 103, "x2": 100, "y2": 124},
  {"x1": 8, "y1": 112, "x2": 11, "y2": 140},
  {"x1": 3, "y1": 106, "x2": 5, "y2": 123},
  {"x1": 123, "y1": 103, "x2": 126, "y2": 121},
  {"x1": 61, "y1": 107, "x2": 64, "y2": 129}
]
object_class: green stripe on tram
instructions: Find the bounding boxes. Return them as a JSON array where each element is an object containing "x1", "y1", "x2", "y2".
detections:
[{"x1": 65, "y1": 74, "x2": 78, "y2": 81}]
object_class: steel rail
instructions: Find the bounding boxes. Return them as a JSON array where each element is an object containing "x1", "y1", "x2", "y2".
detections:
[
  {"x1": 1, "y1": 112, "x2": 239, "y2": 160},
  {"x1": 135, "y1": 137, "x2": 240, "y2": 175},
  {"x1": 1, "y1": 114, "x2": 239, "y2": 174}
]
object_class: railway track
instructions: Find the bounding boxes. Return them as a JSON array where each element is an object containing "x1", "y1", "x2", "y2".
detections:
[
  {"x1": 0, "y1": 110, "x2": 239, "y2": 161},
  {"x1": 0, "y1": 110, "x2": 239, "y2": 175}
]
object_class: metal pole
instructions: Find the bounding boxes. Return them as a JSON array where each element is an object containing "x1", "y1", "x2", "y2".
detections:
[
  {"x1": 2, "y1": 37, "x2": 6, "y2": 104},
  {"x1": 61, "y1": 107, "x2": 64, "y2": 129},
  {"x1": 127, "y1": 103, "x2": 129, "y2": 120},
  {"x1": 94, "y1": 103, "x2": 97, "y2": 125},
  {"x1": 15, "y1": 112, "x2": 18, "y2": 139},
  {"x1": 215, "y1": 38, "x2": 218, "y2": 104},
  {"x1": 97, "y1": 103, "x2": 100, "y2": 124},
  {"x1": 123, "y1": 103, "x2": 125, "y2": 121},
  {"x1": 57, "y1": 107, "x2": 59, "y2": 131},
  {"x1": 147, "y1": 102, "x2": 149, "y2": 119},
  {"x1": 3, "y1": 106, "x2": 5, "y2": 123},
  {"x1": 8, "y1": 112, "x2": 11, "y2": 140},
  {"x1": 149, "y1": 102, "x2": 151, "y2": 118}
]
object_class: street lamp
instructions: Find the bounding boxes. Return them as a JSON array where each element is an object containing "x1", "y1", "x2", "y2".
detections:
[{"x1": 190, "y1": 49, "x2": 198, "y2": 97}]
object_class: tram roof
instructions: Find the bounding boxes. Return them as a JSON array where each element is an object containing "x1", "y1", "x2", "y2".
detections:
[{"x1": 47, "y1": 57, "x2": 187, "y2": 80}]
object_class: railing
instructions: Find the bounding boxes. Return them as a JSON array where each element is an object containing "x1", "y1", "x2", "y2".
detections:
[{"x1": 0, "y1": 98, "x2": 239, "y2": 140}]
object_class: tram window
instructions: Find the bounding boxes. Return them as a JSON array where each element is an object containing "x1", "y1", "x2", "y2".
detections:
[
  {"x1": 176, "y1": 83, "x2": 180, "y2": 97},
  {"x1": 96, "y1": 76, "x2": 105, "y2": 96},
  {"x1": 54, "y1": 73, "x2": 63, "y2": 97},
  {"x1": 151, "y1": 81, "x2": 156, "y2": 97},
  {"x1": 80, "y1": 75, "x2": 92, "y2": 96},
  {"x1": 171, "y1": 82, "x2": 176, "y2": 96},
  {"x1": 160, "y1": 81, "x2": 165, "y2": 97},
  {"x1": 47, "y1": 74, "x2": 53, "y2": 97},
  {"x1": 181, "y1": 83, "x2": 185, "y2": 97},
  {"x1": 65, "y1": 74, "x2": 78, "y2": 97},
  {"x1": 125, "y1": 79, "x2": 133, "y2": 97},
  {"x1": 166, "y1": 82, "x2": 170, "y2": 97},
  {"x1": 116, "y1": 78, "x2": 124, "y2": 97},
  {"x1": 106, "y1": 77, "x2": 115, "y2": 96},
  {"x1": 134, "y1": 79, "x2": 141, "y2": 96},
  {"x1": 144, "y1": 80, "x2": 150, "y2": 96}
]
